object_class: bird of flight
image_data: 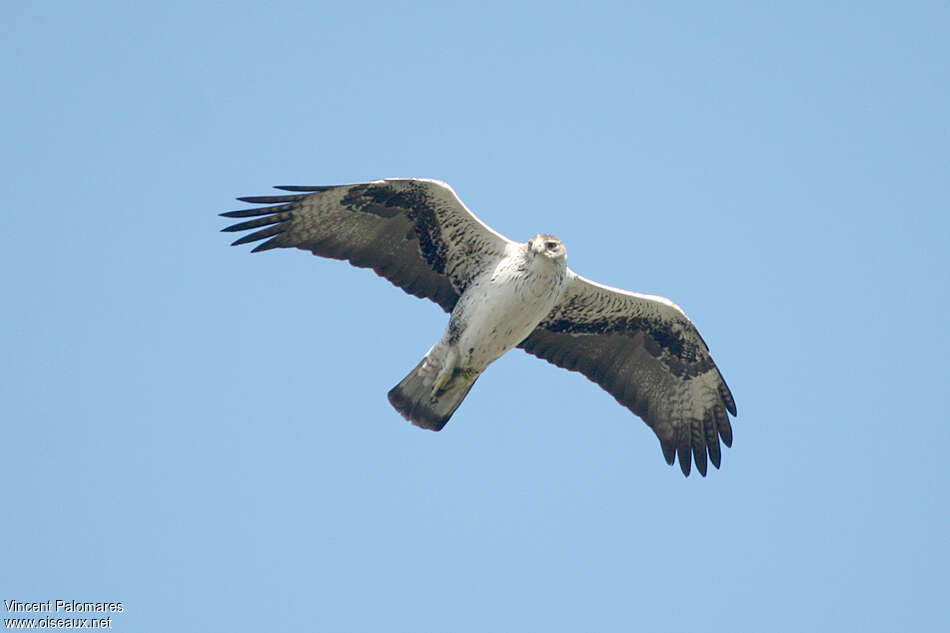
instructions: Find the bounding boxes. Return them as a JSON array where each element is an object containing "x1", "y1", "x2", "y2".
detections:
[{"x1": 221, "y1": 178, "x2": 736, "y2": 476}]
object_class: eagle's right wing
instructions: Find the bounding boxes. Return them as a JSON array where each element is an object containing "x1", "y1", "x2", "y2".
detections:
[{"x1": 221, "y1": 178, "x2": 515, "y2": 313}]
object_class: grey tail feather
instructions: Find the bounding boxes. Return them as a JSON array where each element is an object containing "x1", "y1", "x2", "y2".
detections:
[{"x1": 388, "y1": 359, "x2": 479, "y2": 431}]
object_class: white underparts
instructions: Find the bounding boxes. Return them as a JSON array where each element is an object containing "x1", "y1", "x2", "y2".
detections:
[{"x1": 421, "y1": 242, "x2": 567, "y2": 389}]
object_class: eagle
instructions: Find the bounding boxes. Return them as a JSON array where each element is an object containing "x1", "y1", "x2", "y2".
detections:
[{"x1": 221, "y1": 178, "x2": 736, "y2": 476}]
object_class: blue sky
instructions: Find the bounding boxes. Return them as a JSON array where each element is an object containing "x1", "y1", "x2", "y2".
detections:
[{"x1": 3, "y1": 1, "x2": 948, "y2": 631}]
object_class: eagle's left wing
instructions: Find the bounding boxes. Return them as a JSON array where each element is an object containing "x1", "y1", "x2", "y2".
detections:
[
  {"x1": 518, "y1": 272, "x2": 737, "y2": 476},
  {"x1": 221, "y1": 178, "x2": 514, "y2": 313}
]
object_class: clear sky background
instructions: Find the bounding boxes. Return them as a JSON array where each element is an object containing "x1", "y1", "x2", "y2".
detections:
[{"x1": 3, "y1": 2, "x2": 948, "y2": 631}]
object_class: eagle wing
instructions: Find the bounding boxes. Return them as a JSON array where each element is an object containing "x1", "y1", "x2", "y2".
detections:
[
  {"x1": 518, "y1": 272, "x2": 737, "y2": 477},
  {"x1": 221, "y1": 178, "x2": 514, "y2": 312}
]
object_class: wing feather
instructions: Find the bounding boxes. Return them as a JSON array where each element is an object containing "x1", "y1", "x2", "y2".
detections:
[
  {"x1": 221, "y1": 178, "x2": 514, "y2": 313},
  {"x1": 519, "y1": 272, "x2": 736, "y2": 477}
]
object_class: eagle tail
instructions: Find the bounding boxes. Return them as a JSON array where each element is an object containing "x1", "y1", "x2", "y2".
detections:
[{"x1": 388, "y1": 360, "x2": 479, "y2": 431}]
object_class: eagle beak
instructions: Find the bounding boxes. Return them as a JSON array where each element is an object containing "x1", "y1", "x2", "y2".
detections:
[{"x1": 530, "y1": 238, "x2": 543, "y2": 255}]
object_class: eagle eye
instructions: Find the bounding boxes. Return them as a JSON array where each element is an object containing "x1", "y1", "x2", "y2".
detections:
[{"x1": 545, "y1": 241, "x2": 558, "y2": 250}]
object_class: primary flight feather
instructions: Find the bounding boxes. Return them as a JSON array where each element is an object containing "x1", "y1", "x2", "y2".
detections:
[{"x1": 221, "y1": 178, "x2": 737, "y2": 476}]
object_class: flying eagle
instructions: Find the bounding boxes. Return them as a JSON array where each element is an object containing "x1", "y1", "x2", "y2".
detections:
[{"x1": 221, "y1": 178, "x2": 736, "y2": 476}]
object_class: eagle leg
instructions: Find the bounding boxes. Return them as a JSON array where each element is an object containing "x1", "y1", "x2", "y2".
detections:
[{"x1": 430, "y1": 347, "x2": 459, "y2": 396}]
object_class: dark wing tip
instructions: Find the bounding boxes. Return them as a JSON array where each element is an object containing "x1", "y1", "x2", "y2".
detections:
[
  {"x1": 718, "y1": 373, "x2": 738, "y2": 416},
  {"x1": 229, "y1": 226, "x2": 284, "y2": 247},
  {"x1": 719, "y1": 418, "x2": 734, "y2": 448},
  {"x1": 220, "y1": 215, "x2": 283, "y2": 233},
  {"x1": 708, "y1": 437, "x2": 722, "y2": 470},
  {"x1": 221, "y1": 208, "x2": 267, "y2": 218},
  {"x1": 677, "y1": 445, "x2": 692, "y2": 477},
  {"x1": 236, "y1": 194, "x2": 306, "y2": 204},
  {"x1": 661, "y1": 440, "x2": 676, "y2": 466},
  {"x1": 223, "y1": 195, "x2": 300, "y2": 250},
  {"x1": 272, "y1": 185, "x2": 335, "y2": 192},
  {"x1": 693, "y1": 445, "x2": 708, "y2": 477},
  {"x1": 250, "y1": 239, "x2": 283, "y2": 253},
  {"x1": 221, "y1": 204, "x2": 293, "y2": 218}
]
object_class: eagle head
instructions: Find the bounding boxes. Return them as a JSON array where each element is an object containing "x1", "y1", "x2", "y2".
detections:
[{"x1": 529, "y1": 234, "x2": 567, "y2": 263}]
